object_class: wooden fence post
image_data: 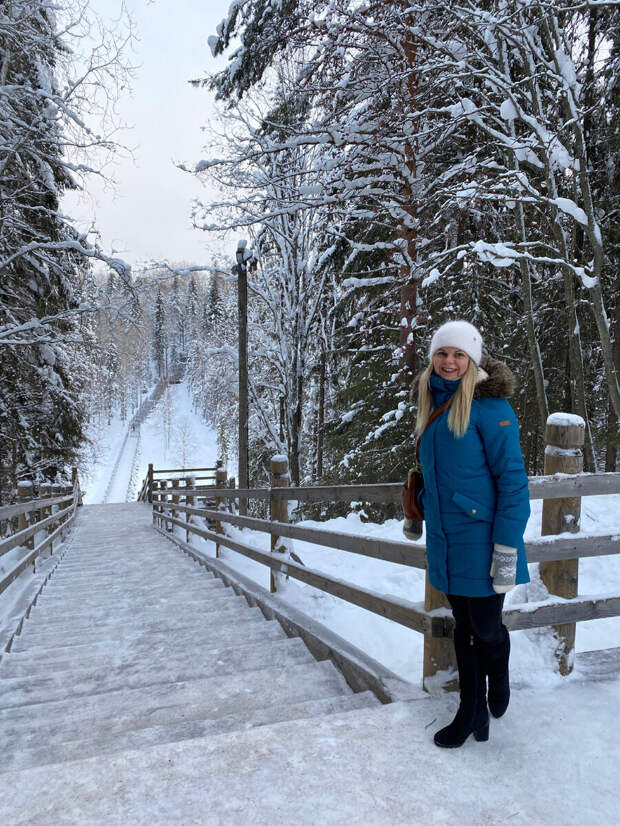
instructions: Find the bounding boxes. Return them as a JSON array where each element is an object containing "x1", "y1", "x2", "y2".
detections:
[
  {"x1": 147, "y1": 464, "x2": 154, "y2": 503},
  {"x1": 185, "y1": 476, "x2": 193, "y2": 543},
  {"x1": 17, "y1": 482, "x2": 34, "y2": 550},
  {"x1": 540, "y1": 413, "x2": 584, "y2": 675},
  {"x1": 171, "y1": 478, "x2": 179, "y2": 530},
  {"x1": 270, "y1": 455, "x2": 290, "y2": 594},
  {"x1": 151, "y1": 480, "x2": 158, "y2": 525},
  {"x1": 228, "y1": 477, "x2": 236, "y2": 514},
  {"x1": 71, "y1": 467, "x2": 82, "y2": 505},
  {"x1": 160, "y1": 480, "x2": 168, "y2": 531},
  {"x1": 40, "y1": 483, "x2": 51, "y2": 527},
  {"x1": 215, "y1": 465, "x2": 228, "y2": 558},
  {"x1": 422, "y1": 575, "x2": 457, "y2": 691}
]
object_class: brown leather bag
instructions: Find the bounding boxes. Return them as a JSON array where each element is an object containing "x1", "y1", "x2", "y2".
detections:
[{"x1": 402, "y1": 399, "x2": 452, "y2": 521}]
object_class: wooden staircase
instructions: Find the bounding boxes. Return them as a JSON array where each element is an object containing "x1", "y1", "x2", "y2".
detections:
[{"x1": 0, "y1": 503, "x2": 380, "y2": 775}]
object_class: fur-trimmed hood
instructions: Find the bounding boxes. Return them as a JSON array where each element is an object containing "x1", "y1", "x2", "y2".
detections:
[{"x1": 410, "y1": 356, "x2": 516, "y2": 402}]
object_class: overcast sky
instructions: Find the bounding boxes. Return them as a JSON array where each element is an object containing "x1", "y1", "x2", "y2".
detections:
[{"x1": 64, "y1": 0, "x2": 234, "y2": 268}]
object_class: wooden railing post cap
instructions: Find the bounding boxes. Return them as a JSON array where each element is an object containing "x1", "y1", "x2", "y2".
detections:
[
  {"x1": 17, "y1": 481, "x2": 34, "y2": 498},
  {"x1": 545, "y1": 413, "x2": 585, "y2": 449},
  {"x1": 271, "y1": 454, "x2": 289, "y2": 476}
]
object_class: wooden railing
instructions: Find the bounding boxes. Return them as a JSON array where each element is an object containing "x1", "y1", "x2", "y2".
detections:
[
  {"x1": 0, "y1": 471, "x2": 82, "y2": 596},
  {"x1": 143, "y1": 417, "x2": 620, "y2": 687}
]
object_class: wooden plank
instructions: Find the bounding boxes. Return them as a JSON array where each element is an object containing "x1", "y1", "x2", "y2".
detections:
[
  {"x1": 152, "y1": 487, "x2": 267, "y2": 500},
  {"x1": 527, "y1": 472, "x2": 620, "y2": 499},
  {"x1": 158, "y1": 511, "x2": 434, "y2": 635},
  {"x1": 0, "y1": 494, "x2": 73, "y2": 522},
  {"x1": 526, "y1": 534, "x2": 619, "y2": 562},
  {"x1": 153, "y1": 467, "x2": 217, "y2": 474},
  {"x1": 503, "y1": 595, "x2": 620, "y2": 631},
  {"x1": 153, "y1": 502, "x2": 427, "y2": 568},
  {"x1": 0, "y1": 503, "x2": 74, "y2": 557},
  {"x1": 270, "y1": 484, "x2": 401, "y2": 504}
]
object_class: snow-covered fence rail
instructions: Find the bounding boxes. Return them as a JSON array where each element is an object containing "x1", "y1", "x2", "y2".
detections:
[
  {"x1": 0, "y1": 472, "x2": 81, "y2": 596},
  {"x1": 144, "y1": 416, "x2": 620, "y2": 687}
]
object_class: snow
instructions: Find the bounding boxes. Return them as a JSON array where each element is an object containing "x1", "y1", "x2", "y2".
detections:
[
  {"x1": 545, "y1": 445, "x2": 582, "y2": 457},
  {"x1": 499, "y1": 99, "x2": 518, "y2": 121},
  {"x1": 422, "y1": 267, "x2": 440, "y2": 287},
  {"x1": 555, "y1": 48, "x2": 579, "y2": 90},
  {"x1": 554, "y1": 197, "x2": 588, "y2": 226},
  {"x1": 2, "y1": 682, "x2": 620, "y2": 824},
  {"x1": 471, "y1": 240, "x2": 520, "y2": 268},
  {"x1": 547, "y1": 412, "x2": 585, "y2": 427}
]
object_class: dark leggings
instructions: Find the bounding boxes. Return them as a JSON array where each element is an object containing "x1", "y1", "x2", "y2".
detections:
[{"x1": 447, "y1": 593, "x2": 506, "y2": 645}]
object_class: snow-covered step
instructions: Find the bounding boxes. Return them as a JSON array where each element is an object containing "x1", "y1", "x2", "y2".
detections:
[
  {"x1": 11, "y1": 603, "x2": 256, "y2": 651},
  {"x1": 33, "y1": 590, "x2": 228, "y2": 616},
  {"x1": 0, "y1": 660, "x2": 351, "y2": 745},
  {"x1": 26, "y1": 592, "x2": 242, "y2": 627},
  {"x1": 44, "y1": 569, "x2": 209, "y2": 585},
  {"x1": 0, "y1": 636, "x2": 315, "y2": 710},
  {"x1": 2, "y1": 691, "x2": 380, "y2": 775},
  {"x1": 0, "y1": 617, "x2": 286, "y2": 678},
  {"x1": 27, "y1": 600, "x2": 232, "y2": 629},
  {"x1": 35, "y1": 580, "x2": 225, "y2": 604}
]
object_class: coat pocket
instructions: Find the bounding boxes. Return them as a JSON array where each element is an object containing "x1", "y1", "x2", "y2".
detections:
[{"x1": 452, "y1": 492, "x2": 494, "y2": 523}]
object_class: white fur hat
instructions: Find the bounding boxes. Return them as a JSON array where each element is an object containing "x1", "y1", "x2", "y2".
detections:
[{"x1": 429, "y1": 320, "x2": 483, "y2": 365}]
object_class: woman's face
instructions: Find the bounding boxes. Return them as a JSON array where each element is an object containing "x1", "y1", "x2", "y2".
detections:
[{"x1": 432, "y1": 347, "x2": 470, "y2": 379}]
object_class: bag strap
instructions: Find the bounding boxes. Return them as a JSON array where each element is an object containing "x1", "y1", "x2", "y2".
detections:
[{"x1": 415, "y1": 397, "x2": 453, "y2": 466}]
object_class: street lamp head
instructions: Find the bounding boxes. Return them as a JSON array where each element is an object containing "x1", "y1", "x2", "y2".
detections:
[{"x1": 236, "y1": 239, "x2": 248, "y2": 267}]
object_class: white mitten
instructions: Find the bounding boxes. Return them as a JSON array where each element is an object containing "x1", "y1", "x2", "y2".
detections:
[
  {"x1": 403, "y1": 518, "x2": 423, "y2": 542},
  {"x1": 490, "y1": 544, "x2": 517, "y2": 593}
]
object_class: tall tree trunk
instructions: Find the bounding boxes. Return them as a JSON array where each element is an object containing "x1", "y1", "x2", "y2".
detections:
[
  {"x1": 316, "y1": 349, "x2": 326, "y2": 479},
  {"x1": 605, "y1": 267, "x2": 620, "y2": 471},
  {"x1": 398, "y1": 6, "x2": 419, "y2": 385},
  {"x1": 497, "y1": 35, "x2": 549, "y2": 434},
  {"x1": 542, "y1": 10, "x2": 620, "y2": 421}
]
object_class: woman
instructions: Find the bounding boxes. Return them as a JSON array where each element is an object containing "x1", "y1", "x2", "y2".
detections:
[{"x1": 408, "y1": 320, "x2": 530, "y2": 748}]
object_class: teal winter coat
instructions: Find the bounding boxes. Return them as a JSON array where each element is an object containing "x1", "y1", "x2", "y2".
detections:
[{"x1": 414, "y1": 358, "x2": 530, "y2": 597}]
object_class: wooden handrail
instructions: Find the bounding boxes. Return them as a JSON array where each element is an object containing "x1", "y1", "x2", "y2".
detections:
[
  {"x1": 150, "y1": 472, "x2": 620, "y2": 505},
  {"x1": 0, "y1": 502, "x2": 74, "y2": 558},
  {"x1": 153, "y1": 466, "x2": 218, "y2": 474},
  {"x1": 152, "y1": 502, "x2": 427, "y2": 568},
  {"x1": 503, "y1": 594, "x2": 620, "y2": 631},
  {"x1": 0, "y1": 493, "x2": 74, "y2": 522}
]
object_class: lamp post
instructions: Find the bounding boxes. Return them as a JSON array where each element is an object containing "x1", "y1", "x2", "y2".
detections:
[{"x1": 236, "y1": 240, "x2": 250, "y2": 514}]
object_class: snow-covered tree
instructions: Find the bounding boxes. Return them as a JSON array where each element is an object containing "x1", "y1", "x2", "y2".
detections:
[{"x1": 0, "y1": 0, "x2": 132, "y2": 491}]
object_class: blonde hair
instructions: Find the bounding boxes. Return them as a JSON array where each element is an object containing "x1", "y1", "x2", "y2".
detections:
[{"x1": 414, "y1": 359, "x2": 478, "y2": 438}]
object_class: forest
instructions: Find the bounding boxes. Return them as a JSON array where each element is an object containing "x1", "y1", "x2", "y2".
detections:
[{"x1": 1, "y1": 0, "x2": 618, "y2": 505}]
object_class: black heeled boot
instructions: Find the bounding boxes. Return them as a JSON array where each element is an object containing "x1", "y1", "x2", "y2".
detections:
[
  {"x1": 434, "y1": 629, "x2": 489, "y2": 748},
  {"x1": 480, "y1": 627, "x2": 511, "y2": 718}
]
